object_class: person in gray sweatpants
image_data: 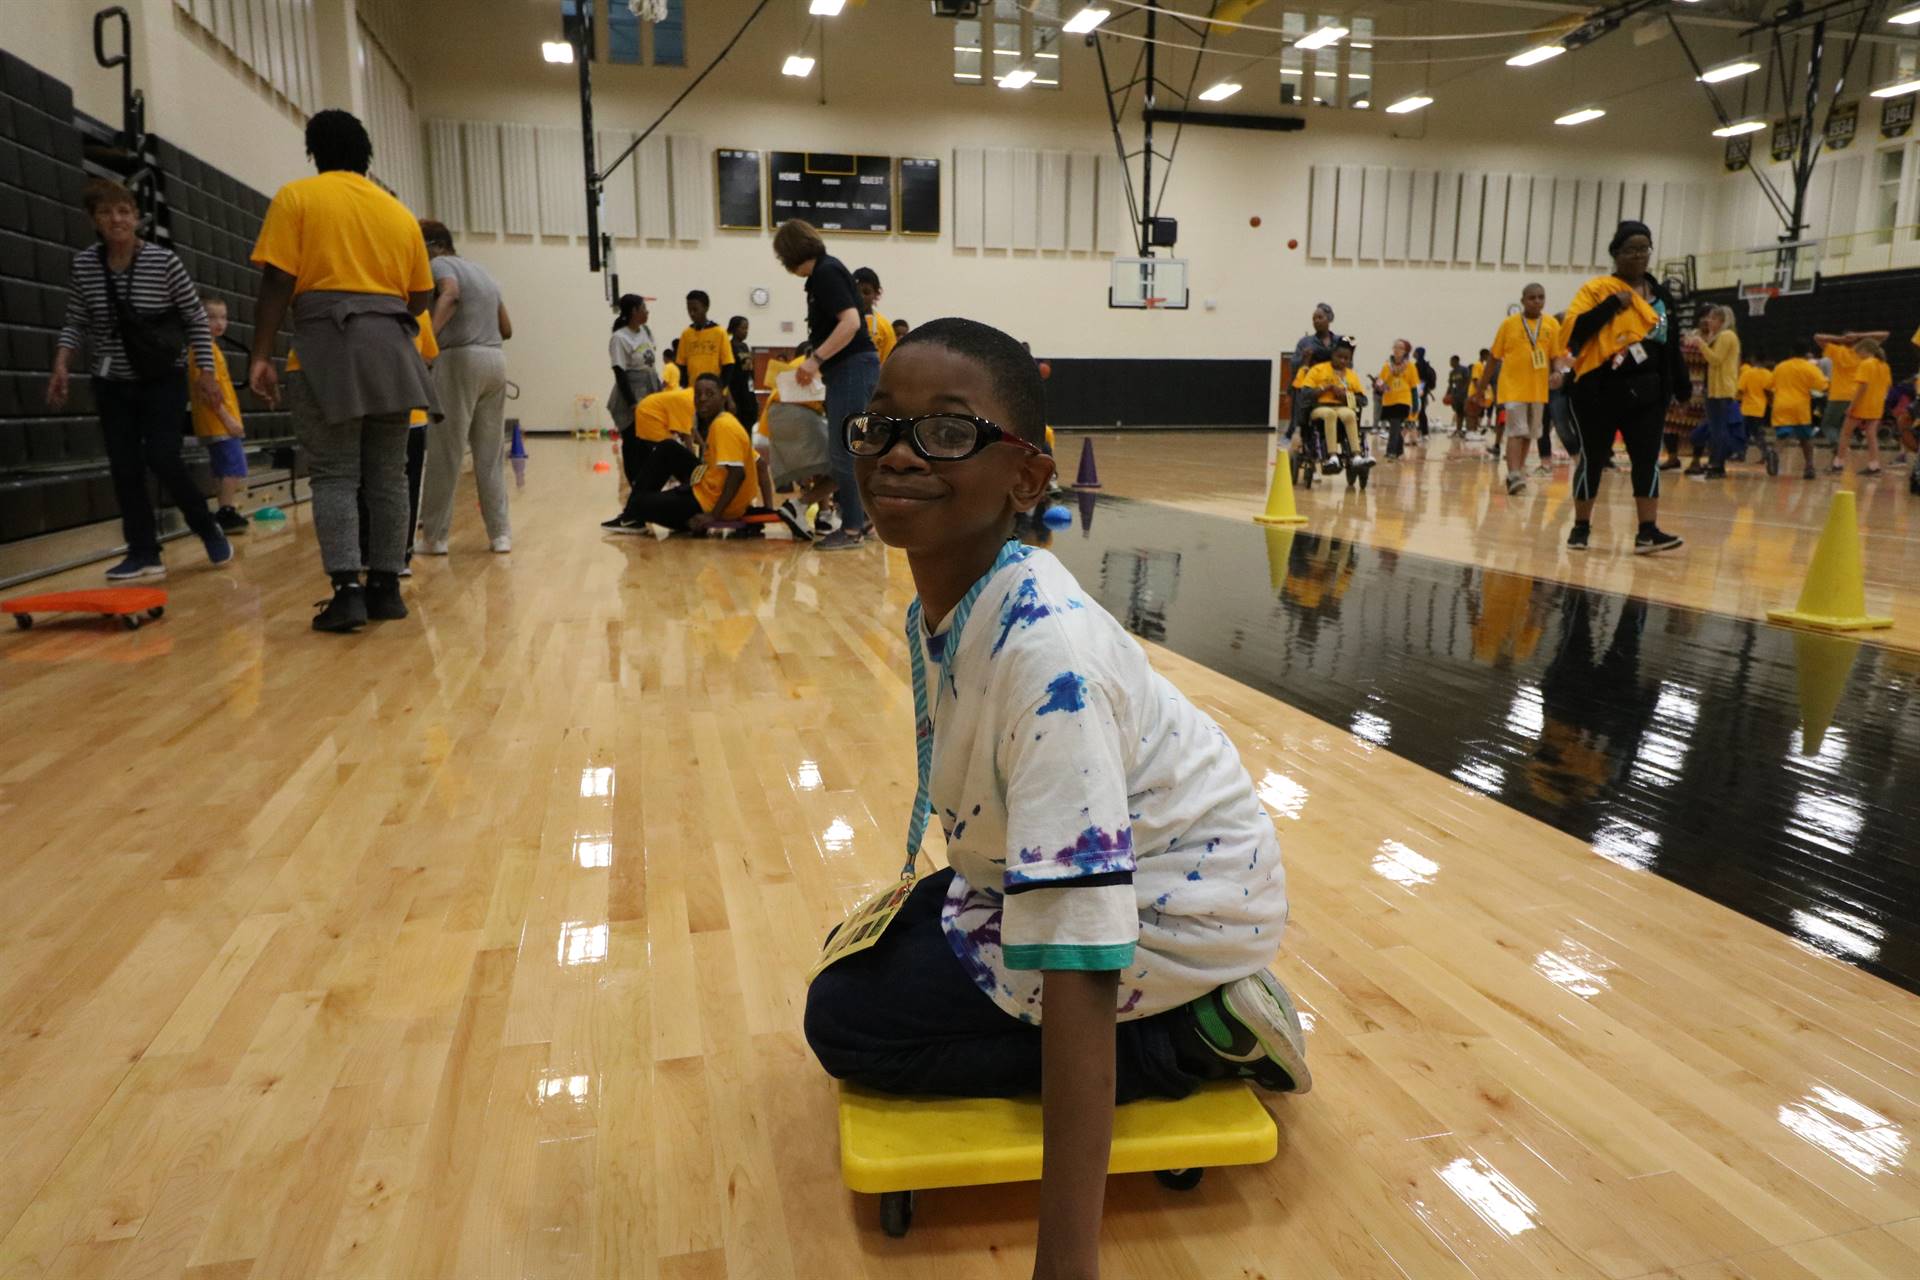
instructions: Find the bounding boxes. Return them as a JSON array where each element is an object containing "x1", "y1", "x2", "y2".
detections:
[{"x1": 417, "y1": 221, "x2": 514, "y2": 554}]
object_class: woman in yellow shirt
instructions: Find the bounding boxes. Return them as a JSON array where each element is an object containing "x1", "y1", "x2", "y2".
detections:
[
  {"x1": 1559, "y1": 219, "x2": 1690, "y2": 554},
  {"x1": 1835, "y1": 337, "x2": 1891, "y2": 476},
  {"x1": 1374, "y1": 339, "x2": 1420, "y2": 459}
]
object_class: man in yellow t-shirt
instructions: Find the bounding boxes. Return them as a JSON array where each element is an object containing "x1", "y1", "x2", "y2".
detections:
[
  {"x1": 248, "y1": 108, "x2": 437, "y2": 633},
  {"x1": 1768, "y1": 339, "x2": 1829, "y2": 480},
  {"x1": 853, "y1": 267, "x2": 897, "y2": 363},
  {"x1": 603, "y1": 374, "x2": 760, "y2": 532},
  {"x1": 191, "y1": 295, "x2": 251, "y2": 534},
  {"x1": 1480, "y1": 284, "x2": 1561, "y2": 495},
  {"x1": 1812, "y1": 329, "x2": 1889, "y2": 443},
  {"x1": 676, "y1": 291, "x2": 735, "y2": 385}
]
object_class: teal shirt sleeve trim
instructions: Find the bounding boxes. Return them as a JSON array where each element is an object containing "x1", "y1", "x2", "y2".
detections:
[{"x1": 1002, "y1": 941, "x2": 1136, "y2": 972}]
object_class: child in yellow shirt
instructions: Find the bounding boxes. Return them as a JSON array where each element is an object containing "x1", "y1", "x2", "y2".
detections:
[
  {"x1": 676, "y1": 291, "x2": 734, "y2": 384},
  {"x1": 853, "y1": 267, "x2": 897, "y2": 363},
  {"x1": 1767, "y1": 339, "x2": 1828, "y2": 480},
  {"x1": 1296, "y1": 338, "x2": 1374, "y2": 488},
  {"x1": 191, "y1": 295, "x2": 250, "y2": 533},
  {"x1": 1375, "y1": 339, "x2": 1420, "y2": 459},
  {"x1": 1835, "y1": 337, "x2": 1891, "y2": 476},
  {"x1": 1737, "y1": 353, "x2": 1772, "y2": 464}
]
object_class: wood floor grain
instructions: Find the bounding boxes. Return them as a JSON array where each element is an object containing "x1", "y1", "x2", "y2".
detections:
[{"x1": 0, "y1": 436, "x2": 1915, "y2": 1278}]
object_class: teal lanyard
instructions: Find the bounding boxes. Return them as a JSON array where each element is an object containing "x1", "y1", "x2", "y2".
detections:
[{"x1": 901, "y1": 539, "x2": 1032, "y2": 879}]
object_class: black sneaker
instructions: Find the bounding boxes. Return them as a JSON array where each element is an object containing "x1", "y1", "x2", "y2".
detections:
[
  {"x1": 1803, "y1": 464, "x2": 1817, "y2": 480},
  {"x1": 1634, "y1": 527, "x2": 1684, "y2": 555},
  {"x1": 1566, "y1": 523, "x2": 1590, "y2": 551},
  {"x1": 1765, "y1": 448, "x2": 1781, "y2": 477},
  {"x1": 216, "y1": 506, "x2": 249, "y2": 533},
  {"x1": 776, "y1": 499, "x2": 814, "y2": 541},
  {"x1": 1186, "y1": 969, "x2": 1312, "y2": 1094},
  {"x1": 1659, "y1": 458, "x2": 1682, "y2": 471},
  {"x1": 312, "y1": 581, "x2": 368, "y2": 633},
  {"x1": 105, "y1": 555, "x2": 166, "y2": 581},
  {"x1": 1505, "y1": 473, "x2": 1526, "y2": 495},
  {"x1": 364, "y1": 572, "x2": 407, "y2": 621},
  {"x1": 600, "y1": 514, "x2": 642, "y2": 533}
]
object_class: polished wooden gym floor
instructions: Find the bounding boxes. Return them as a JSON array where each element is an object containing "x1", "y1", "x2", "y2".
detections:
[{"x1": 2, "y1": 435, "x2": 1917, "y2": 1279}]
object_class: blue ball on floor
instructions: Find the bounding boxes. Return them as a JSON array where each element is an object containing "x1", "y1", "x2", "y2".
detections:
[{"x1": 1041, "y1": 505, "x2": 1073, "y2": 527}]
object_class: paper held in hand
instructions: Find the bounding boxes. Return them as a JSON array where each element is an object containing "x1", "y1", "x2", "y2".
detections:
[{"x1": 777, "y1": 369, "x2": 826, "y2": 402}]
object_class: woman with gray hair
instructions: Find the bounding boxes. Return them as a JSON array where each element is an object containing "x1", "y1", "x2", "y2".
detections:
[{"x1": 1688, "y1": 303, "x2": 1740, "y2": 479}]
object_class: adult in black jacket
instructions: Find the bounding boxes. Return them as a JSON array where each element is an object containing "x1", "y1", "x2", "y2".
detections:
[{"x1": 1561, "y1": 220, "x2": 1690, "y2": 555}]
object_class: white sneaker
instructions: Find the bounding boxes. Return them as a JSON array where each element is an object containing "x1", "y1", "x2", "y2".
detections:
[
  {"x1": 422, "y1": 540, "x2": 449, "y2": 555},
  {"x1": 490, "y1": 535, "x2": 512, "y2": 553},
  {"x1": 398, "y1": 564, "x2": 413, "y2": 578}
]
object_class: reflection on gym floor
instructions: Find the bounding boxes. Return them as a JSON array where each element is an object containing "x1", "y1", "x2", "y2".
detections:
[{"x1": 1027, "y1": 497, "x2": 1920, "y2": 994}]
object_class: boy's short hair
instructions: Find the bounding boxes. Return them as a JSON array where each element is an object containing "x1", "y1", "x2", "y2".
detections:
[
  {"x1": 82, "y1": 177, "x2": 136, "y2": 216},
  {"x1": 305, "y1": 108, "x2": 373, "y2": 174},
  {"x1": 852, "y1": 266, "x2": 881, "y2": 289},
  {"x1": 694, "y1": 371, "x2": 723, "y2": 389},
  {"x1": 686, "y1": 290, "x2": 710, "y2": 306},
  {"x1": 772, "y1": 219, "x2": 826, "y2": 271},
  {"x1": 1855, "y1": 337, "x2": 1885, "y2": 360},
  {"x1": 200, "y1": 292, "x2": 228, "y2": 311},
  {"x1": 419, "y1": 219, "x2": 456, "y2": 254},
  {"x1": 895, "y1": 317, "x2": 1047, "y2": 446}
]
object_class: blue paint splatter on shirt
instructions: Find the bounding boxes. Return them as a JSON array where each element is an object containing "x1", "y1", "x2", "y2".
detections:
[
  {"x1": 1036, "y1": 671, "x2": 1088, "y2": 716},
  {"x1": 992, "y1": 576, "x2": 1052, "y2": 655},
  {"x1": 1010, "y1": 824, "x2": 1134, "y2": 873},
  {"x1": 1185, "y1": 871, "x2": 1202, "y2": 882}
]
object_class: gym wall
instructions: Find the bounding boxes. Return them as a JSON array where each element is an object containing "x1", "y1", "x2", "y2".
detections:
[{"x1": 395, "y1": 1, "x2": 1730, "y2": 432}]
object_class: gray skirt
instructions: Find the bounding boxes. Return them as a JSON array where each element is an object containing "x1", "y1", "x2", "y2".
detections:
[{"x1": 767, "y1": 402, "x2": 830, "y2": 487}]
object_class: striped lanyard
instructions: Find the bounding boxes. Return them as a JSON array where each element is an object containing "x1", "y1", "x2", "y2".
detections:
[{"x1": 901, "y1": 539, "x2": 1032, "y2": 880}]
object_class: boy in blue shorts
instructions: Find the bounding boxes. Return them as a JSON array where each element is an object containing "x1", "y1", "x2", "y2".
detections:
[
  {"x1": 804, "y1": 317, "x2": 1308, "y2": 1276},
  {"x1": 191, "y1": 295, "x2": 249, "y2": 534},
  {"x1": 1768, "y1": 339, "x2": 1828, "y2": 480}
]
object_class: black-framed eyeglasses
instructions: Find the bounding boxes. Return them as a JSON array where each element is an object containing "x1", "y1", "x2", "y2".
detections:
[{"x1": 842, "y1": 412, "x2": 1043, "y2": 461}]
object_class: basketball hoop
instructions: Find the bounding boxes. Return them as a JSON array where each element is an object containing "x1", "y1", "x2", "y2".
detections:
[
  {"x1": 1142, "y1": 297, "x2": 1166, "y2": 310},
  {"x1": 1739, "y1": 284, "x2": 1778, "y2": 316}
]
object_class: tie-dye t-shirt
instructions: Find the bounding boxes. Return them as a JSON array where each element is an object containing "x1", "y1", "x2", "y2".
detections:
[{"x1": 921, "y1": 548, "x2": 1288, "y2": 1025}]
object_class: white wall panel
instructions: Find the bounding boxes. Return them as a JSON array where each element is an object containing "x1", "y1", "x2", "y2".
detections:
[
  {"x1": 1549, "y1": 177, "x2": 1576, "y2": 266},
  {"x1": 598, "y1": 130, "x2": 637, "y2": 239},
  {"x1": 1826, "y1": 153, "x2": 1863, "y2": 240},
  {"x1": 536, "y1": 126, "x2": 584, "y2": 237},
  {"x1": 669, "y1": 134, "x2": 704, "y2": 240},
  {"x1": 1095, "y1": 152, "x2": 1128, "y2": 254},
  {"x1": 1408, "y1": 169, "x2": 1435, "y2": 263},
  {"x1": 1642, "y1": 182, "x2": 1667, "y2": 248},
  {"x1": 1307, "y1": 164, "x2": 1335, "y2": 259},
  {"x1": 983, "y1": 148, "x2": 1013, "y2": 250},
  {"x1": 1569, "y1": 178, "x2": 1596, "y2": 270},
  {"x1": 1593, "y1": 179, "x2": 1621, "y2": 266},
  {"x1": 954, "y1": 147, "x2": 983, "y2": 250},
  {"x1": 1360, "y1": 166, "x2": 1389, "y2": 260},
  {"x1": 1456, "y1": 173, "x2": 1483, "y2": 263},
  {"x1": 1502, "y1": 174, "x2": 1528, "y2": 266},
  {"x1": 637, "y1": 135, "x2": 670, "y2": 239},
  {"x1": 1526, "y1": 175, "x2": 1553, "y2": 267},
  {"x1": 1383, "y1": 169, "x2": 1410, "y2": 261},
  {"x1": 462, "y1": 121, "x2": 501, "y2": 234},
  {"x1": 427, "y1": 119, "x2": 464, "y2": 231},
  {"x1": 1479, "y1": 173, "x2": 1507, "y2": 265},
  {"x1": 1039, "y1": 151, "x2": 1069, "y2": 252},
  {"x1": 1011, "y1": 148, "x2": 1039, "y2": 251},
  {"x1": 501, "y1": 123, "x2": 538, "y2": 236},
  {"x1": 1334, "y1": 164, "x2": 1363, "y2": 260},
  {"x1": 1066, "y1": 151, "x2": 1094, "y2": 251},
  {"x1": 1432, "y1": 171, "x2": 1459, "y2": 264}
]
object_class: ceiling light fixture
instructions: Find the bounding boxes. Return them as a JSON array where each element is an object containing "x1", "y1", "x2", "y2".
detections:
[
  {"x1": 999, "y1": 66, "x2": 1038, "y2": 89},
  {"x1": 1294, "y1": 24, "x2": 1348, "y2": 51},
  {"x1": 1198, "y1": 81, "x2": 1242, "y2": 102},
  {"x1": 1890, "y1": 4, "x2": 1920, "y2": 23},
  {"x1": 1711, "y1": 119, "x2": 1766, "y2": 137},
  {"x1": 1554, "y1": 106, "x2": 1606, "y2": 125},
  {"x1": 782, "y1": 53, "x2": 816, "y2": 77},
  {"x1": 1063, "y1": 5, "x2": 1111, "y2": 34},
  {"x1": 1698, "y1": 59, "x2": 1761, "y2": 84},
  {"x1": 808, "y1": 0, "x2": 845, "y2": 13},
  {"x1": 1872, "y1": 76, "x2": 1920, "y2": 97},
  {"x1": 1385, "y1": 94, "x2": 1433, "y2": 114},
  {"x1": 1506, "y1": 44, "x2": 1565, "y2": 67},
  {"x1": 541, "y1": 40, "x2": 574, "y2": 63}
]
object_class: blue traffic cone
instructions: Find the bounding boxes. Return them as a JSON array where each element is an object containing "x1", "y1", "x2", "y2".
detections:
[{"x1": 508, "y1": 419, "x2": 528, "y2": 459}]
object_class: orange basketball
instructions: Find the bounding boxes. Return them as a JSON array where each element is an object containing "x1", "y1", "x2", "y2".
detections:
[
  {"x1": 1288, "y1": 238, "x2": 1299, "y2": 250},
  {"x1": 1250, "y1": 216, "x2": 1262, "y2": 228},
  {"x1": 1038, "y1": 361, "x2": 1052, "y2": 379}
]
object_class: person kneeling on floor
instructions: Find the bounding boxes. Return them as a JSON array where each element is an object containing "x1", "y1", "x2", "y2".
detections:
[
  {"x1": 601, "y1": 374, "x2": 759, "y2": 534},
  {"x1": 803, "y1": 317, "x2": 1309, "y2": 1279}
]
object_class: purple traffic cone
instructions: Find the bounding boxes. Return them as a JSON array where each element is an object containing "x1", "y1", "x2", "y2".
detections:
[
  {"x1": 1073, "y1": 437, "x2": 1101, "y2": 490},
  {"x1": 1077, "y1": 488, "x2": 1096, "y2": 534}
]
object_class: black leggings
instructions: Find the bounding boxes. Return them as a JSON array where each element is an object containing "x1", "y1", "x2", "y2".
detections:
[{"x1": 1569, "y1": 373, "x2": 1666, "y2": 502}]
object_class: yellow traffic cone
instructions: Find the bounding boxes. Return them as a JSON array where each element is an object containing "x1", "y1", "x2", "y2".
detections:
[
  {"x1": 1255, "y1": 449, "x2": 1309, "y2": 526},
  {"x1": 1790, "y1": 630, "x2": 1860, "y2": 756},
  {"x1": 1766, "y1": 491, "x2": 1892, "y2": 631}
]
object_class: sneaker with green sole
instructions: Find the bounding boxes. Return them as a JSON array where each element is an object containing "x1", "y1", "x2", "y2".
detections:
[{"x1": 1187, "y1": 968, "x2": 1312, "y2": 1094}]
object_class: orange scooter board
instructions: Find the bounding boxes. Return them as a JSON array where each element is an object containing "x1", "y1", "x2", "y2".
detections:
[{"x1": 3, "y1": 587, "x2": 168, "y2": 631}]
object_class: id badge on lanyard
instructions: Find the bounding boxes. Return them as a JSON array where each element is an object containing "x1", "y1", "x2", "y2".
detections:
[{"x1": 807, "y1": 539, "x2": 1033, "y2": 983}]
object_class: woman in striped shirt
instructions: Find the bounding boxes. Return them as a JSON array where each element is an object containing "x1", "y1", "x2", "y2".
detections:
[{"x1": 48, "y1": 179, "x2": 231, "y2": 579}]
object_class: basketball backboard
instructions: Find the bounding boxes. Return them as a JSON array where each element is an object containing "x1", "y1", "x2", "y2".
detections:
[{"x1": 1109, "y1": 257, "x2": 1189, "y2": 310}]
